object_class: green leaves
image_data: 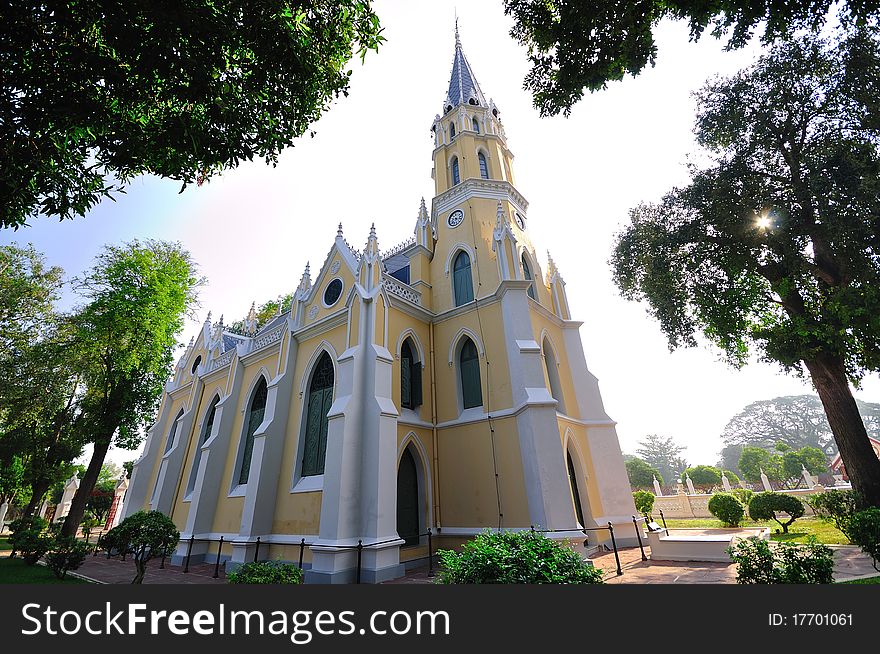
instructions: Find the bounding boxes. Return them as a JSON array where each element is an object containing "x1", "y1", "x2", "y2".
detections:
[{"x1": 1, "y1": 1, "x2": 384, "y2": 227}]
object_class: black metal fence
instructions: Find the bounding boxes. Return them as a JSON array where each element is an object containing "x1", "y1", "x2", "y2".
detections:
[{"x1": 89, "y1": 518, "x2": 651, "y2": 582}]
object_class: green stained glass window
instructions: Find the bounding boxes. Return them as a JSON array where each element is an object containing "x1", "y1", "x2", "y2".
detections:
[
  {"x1": 453, "y1": 251, "x2": 473, "y2": 306},
  {"x1": 238, "y1": 378, "x2": 267, "y2": 485},
  {"x1": 302, "y1": 352, "x2": 334, "y2": 477},
  {"x1": 459, "y1": 338, "x2": 482, "y2": 410}
]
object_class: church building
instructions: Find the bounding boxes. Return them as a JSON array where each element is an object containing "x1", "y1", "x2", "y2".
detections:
[{"x1": 125, "y1": 29, "x2": 638, "y2": 583}]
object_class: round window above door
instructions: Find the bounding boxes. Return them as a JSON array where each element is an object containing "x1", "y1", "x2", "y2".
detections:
[{"x1": 323, "y1": 278, "x2": 343, "y2": 307}]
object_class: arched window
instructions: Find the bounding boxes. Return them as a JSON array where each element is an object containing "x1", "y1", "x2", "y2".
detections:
[
  {"x1": 191, "y1": 355, "x2": 202, "y2": 375},
  {"x1": 301, "y1": 352, "x2": 334, "y2": 477},
  {"x1": 522, "y1": 253, "x2": 536, "y2": 300},
  {"x1": 452, "y1": 250, "x2": 474, "y2": 306},
  {"x1": 543, "y1": 338, "x2": 566, "y2": 414},
  {"x1": 472, "y1": 117, "x2": 480, "y2": 133},
  {"x1": 186, "y1": 396, "x2": 219, "y2": 496},
  {"x1": 567, "y1": 451, "x2": 586, "y2": 527},
  {"x1": 451, "y1": 157, "x2": 460, "y2": 186},
  {"x1": 478, "y1": 152, "x2": 489, "y2": 179},
  {"x1": 400, "y1": 339, "x2": 422, "y2": 410},
  {"x1": 238, "y1": 377, "x2": 268, "y2": 486},
  {"x1": 397, "y1": 447, "x2": 420, "y2": 546},
  {"x1": 459, "y1": 338, "x2": 483, "y2": 409},
  {"x1": 450, "y1": 122, "x2": 456, "y2": 140},
  {"x1": 163, "y1": 409, "x2": 184, "y2": 455}
]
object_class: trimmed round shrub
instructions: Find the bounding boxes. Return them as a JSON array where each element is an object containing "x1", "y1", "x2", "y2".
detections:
[
  {"x1": 847, "y1": 508, "x2": 880, "y2": 572},
  {"x1": 728, "y1": 536, "x2": 833, "y2": 584},
  {"x1": 227, "y1": 560, "x2": 304, "y2": 584},
  {"x1": 807, "y1": 489, "x2": 858, "y2": 539},
  {"x1": 101, "y1": 510, "x2": 179, "y2": 584},
  {"x1": 45, "y1": 535, "x2": 90, "y2": 579},
  {"x1": 8, "y1": 515, "x2": 54, "y2": 565},
  {"x1": 748, "y1": 492, "x2": 805, "y2": 533},
  {"x1": 437, "y1": 530, "x2": 603, "y2": 584},
  {"x1": 632, "y1": 490, "x2": 654, "y2": 515},
  {"x1": 708, "y1": 492, "x2": 745, "y2": 527}
]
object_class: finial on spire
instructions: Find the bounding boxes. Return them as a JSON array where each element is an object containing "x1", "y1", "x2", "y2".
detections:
[
  {"x1": 188, "y1": 335, "x2": 195, "y2": 347},
  {"x1": 337, "y1": 222, "x2": 344, "y2": 238},
  {"x1": 496, "y1": 200, "x2": 505, "y2": 225},
  {"x1": 455, "y1": 15, "x2": 460, "y2": 47},
  {"x1": 218, "y1": 314, "x2": 224, "y2": 327},
  {"x1": 205, "y1": 311, "x2": 212, "y2": 324}
]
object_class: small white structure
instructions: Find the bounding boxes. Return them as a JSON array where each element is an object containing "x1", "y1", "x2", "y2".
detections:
[
  {"x1": 760, "y1": 468, "x2": 772, "y2": 492},
  {"x1": 57, "y1": 476, "x2": 79, "y2": 519},
  {"x1": 653, "y1": 475, "x2": 662, "y2": 497},
  {"x1": 685, "y1": 473, "x2": 696, "y2": 495},
  {"x1": 646, "y1": 525, "x2": 772, "y2": 562},
  {"x1": 38, "y1": 502, "x2": 48, "y2": 519},
  {"x1": 721, "y1": 472, "x2": 732, "y2": 492},
  {"x1": 0, "y1": 501, "x2": 8, "y2": 533},
  {"x1": 801, "y1": 464, "x2": 817, "y2": 489}
]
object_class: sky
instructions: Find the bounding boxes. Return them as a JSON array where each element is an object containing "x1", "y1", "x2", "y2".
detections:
[{"x1": 3, "y1": 0, "x2": 879, "y2": 469}]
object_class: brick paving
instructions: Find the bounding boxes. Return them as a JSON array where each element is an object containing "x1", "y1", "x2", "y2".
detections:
[{"x1": 72, "y1": 554, "x2": 227, "y2": 584}]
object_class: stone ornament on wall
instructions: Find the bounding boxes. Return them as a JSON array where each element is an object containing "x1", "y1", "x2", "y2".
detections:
[
  {"x1": 330, "y1": 261, "x2": 341, "y2": 274},
  {"x1": 308, "y1": 305, "x2": 319, "y2": 320}
]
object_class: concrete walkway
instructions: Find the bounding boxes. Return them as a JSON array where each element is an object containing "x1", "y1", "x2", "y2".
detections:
[{"x1": 72, "y1": 554, "x2": 227, "y2": 584}]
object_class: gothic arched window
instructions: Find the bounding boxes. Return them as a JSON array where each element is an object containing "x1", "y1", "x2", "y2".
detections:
[
  {"x1": 472, "y1": 117, "x2": 480, "y2": 133},
  {"x1": 522, "y1": 253, "x2": 537, "y2": 300},
  {"x1": 543, "y1": 338, "x2": 566, "y2": 414},
  {"x1": 452, "y1": 250, "x2": 474, "y2": 306},
  {"x1": 478, "y1": 152, "x2": 489, "y2": 179},
  {"x1": 186, "y1": 396, "x2": 219, "y2": 496},
  {"x1": 301, "y1": 352, "x2": 334, "y2": 477},
  {"x1": 400, "y1": 338, "x2": 422, "y2": 410},
  {"x1": 450, "y1": 122, "x2": 456, "y2": 140},
  {"x1": 238, "y1": 377, "x2": 268, "y2": 485},
  {"x1": 191, "y1": 355, "x2": 202, "y2": 375},
  {"x1": 451, "y1": 157, "x2": 460, "y2": 186},
  {"x1": 459, "y1": 338, "x2": 483, "y2": 410}
]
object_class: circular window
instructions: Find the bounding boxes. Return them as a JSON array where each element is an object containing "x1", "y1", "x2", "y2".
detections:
[
  {"x1": 447, "y1": 209, "x2": 464, "y2": 228},
  {"x1": 323, "y1": 278, "x2": 343, "y2": 307},
  {"x1": 514, "y1": 212, "x2": 525, "y2": 230}
]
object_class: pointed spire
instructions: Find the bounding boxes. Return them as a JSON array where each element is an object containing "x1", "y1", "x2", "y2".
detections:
[
  {"x1": 546, "y1": 250, "x2": 558, "y2": 277},
  {"x1": 247, "y1": 302, "x2": 256, "y2": 323},
  {"x1": 496, "y1": 200, "x2": 505, "y2": 226},
  {"x1": 205, "y1": 311, "x2": 212, "y2": 324},
  {"x1": 188, "y1": 335, "x2": 195, "y2": 348},
  {"x1": 337, "y1": 222, "x2": 344, "y2": 238},
  {"x1": 296, "y1": 262, "x2": 311, "y2": 300},
  {"x1": 444, "y1": 21, "x2": 486, "y2": 109}
]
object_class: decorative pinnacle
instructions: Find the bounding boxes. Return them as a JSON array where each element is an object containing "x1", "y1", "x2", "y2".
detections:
[
  {"x1": 455, "y1": 16, "x2": 460, "y2": 47},
  {"x1": 218, "y1": 314, "x2": 224, "y2": 327},
  {"x1": 496, "y1": 200, "x2": 505, "y2": 225},
  {"x1": 247, "y1": 301, "x2": 256, "y2": 321},
  {"x1": 205, "y1": 311, "x2": 212, "y2": 324},
  {"x1": 188, "y1": 335, "x2": 194, "y2": 347},
  {"x1": 337, "y1": 223, "x2": 344, "y2": 238}
]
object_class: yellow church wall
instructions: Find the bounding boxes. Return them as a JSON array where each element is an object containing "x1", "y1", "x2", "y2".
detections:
[
  {"x1": 432, "y1": 303, "x2": 512, "y2": 422},
  {"x1": 269, "y1": 323, "x2": 348, "y2": 534},
  {"x1": 388, "y1": 309, "x2": 433, "y2": 423},
  {"x1": 528, "y1": 310, "x2": 579, "y2": 421},
  {"x1": 140, "y1": 391, "x2": 191, "y2": 513},
  {"x1": 209, "y1": 349, "x2": 281, "y2": 536},
  {"x1": 303, "y1": 253, "x2": 355, "y2": 326},
  {"x1": 437, "y1": 415, "x2": 529, "y2": 528}
]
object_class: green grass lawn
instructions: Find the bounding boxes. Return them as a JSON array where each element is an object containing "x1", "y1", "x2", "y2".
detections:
[
  {"x1": 840, "y1": 576, "x2": 880, "y2": 584},
  {"x1": 0, "y1": 557, "x2": 89, "y2": 584},
  {"x1": 0, "y1": 537, "x2": 12, "y2": 550},
  {"x1": 656, "y1": 516, "x2": 850, "y2": 545}
]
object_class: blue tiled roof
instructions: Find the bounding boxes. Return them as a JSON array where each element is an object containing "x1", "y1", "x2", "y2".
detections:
[{"x1": 445, "y1": 34, "x2": 486, "y2": 110}]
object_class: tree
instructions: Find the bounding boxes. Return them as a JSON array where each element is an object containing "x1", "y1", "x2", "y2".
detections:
[
  {"x1": 1, "y1": 1, "x2": 384, "y2": 228},
  {"x1": 635, "y1": 434, "x2": 688, "y2": 485},
  {"x1": 229, "y1": 292, "x2": 293, "y2": 333},
  {"x1": 625, "y1": 457, "x2": 662, "y2": 489},
  {"x1": 779, "y1": 444, "x2": 828, "y2": 487},
  {"x1": 60, "y1": 241, "x2": 201, "y2": 537},
  {"x1": 684, "y1": 464, "x2": 722, "y2": 491},
  {"x1": 722, "y1": 395, "x2": 880, "y2": 455},
  {"x1": 738, "y1": 446, "x2": 780, "y2": 486},
  {"x1": 717, "y1": 443, "x2": 744, "y2": 476},
  {"x1": 100, "y1": 511, "x2": 179, "y2": 584},
  {"x1": 502, "y1": 0, "x2": 880, "y2": 116},
  {"x1": 748, "y1": 492, "x2": 805, "y2": 533},
  {"x1": 611, "y1": 31, "x2": 880, "y2": 508}
]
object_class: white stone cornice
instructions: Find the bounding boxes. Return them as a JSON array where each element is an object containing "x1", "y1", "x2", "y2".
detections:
[
  {"x1": 292, "y1": 309, "x2": 349, "y2": 342},
  {"x1": 432, "y1": 178, "x2": 528, "y2": 217}
]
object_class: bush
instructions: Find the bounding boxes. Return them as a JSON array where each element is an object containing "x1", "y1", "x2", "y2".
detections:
[
  {"x1": 807, "y1": 489, "x2": 858, "y2": 539},
  {"x1": 708, "y1": 492, "x2": 745, "y2": 527},
  {"x1": 731, "y1": 488, "x2": 753, "y2": 508},
  {"x1": 728, "y1": 536, "x2": 834, "y2": 584},
  {"x1": 436, "y1": 530, "x2": 603, "y2": 584},
  {"x1": 632, "y1": 490, "x2": 654, "y2": 515},
  {"x1": 227, "y1": 560, "x2": 304, "y2": 584},
  {"x1": 748, "y1": 492, "x2": 805, "y2": 533},
  {"x1": 684, "y1": 465, "x2": 722, "y2": 491},
  {"x1": 8, "y1": 516, "x2": 54, "y2": 565},
  {"x1": 44, "y1": 535, "x2": 90, "y2": 579},
  {"x1": 101, "y1": 511, "x2": 179, "y2": 584},
  {"x1": 847, "y1": 508, "x2": 880, "y2": 572}
]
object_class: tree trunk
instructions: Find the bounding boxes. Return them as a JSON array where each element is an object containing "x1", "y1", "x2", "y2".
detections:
[
  {"x1": 22, "y1": 479, "x2": 51, "y2": 519},
  {"x1": 133, "y1": 559, "x2": 146, "y2": 584},
  {"x1": 60, "y1": 438, "x2": 112, "y2": 537},
  {"x1": 804, "y1": 353, "x2": 880, "y2": 508}
]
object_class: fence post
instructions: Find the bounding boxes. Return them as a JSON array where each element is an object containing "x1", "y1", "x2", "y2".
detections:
[
  {"x1": 253, "y1": 536, "x2": 261, "y2": 563},
  {"x1": 607, "y1": 522, "x2": 622, "y2": 576},
  {"x1": 299, "y1": 538, "x2": 306, "y2": 569},
  {"x1": 183, "y1": 535, "x2": 194, "y2": 573},
  {"x1": 93, "y1": 530, "x2": 103, "y2": 556},
  {"x1": 160, "y1": 549, "x2": 166, "y2": 569},
  {"x1": 213, "y1": 536, "x2": 224, "y2": 579},
  {"x1": 659, "y1": 509, "x2": 669, "y2": 536},
  {"x1": 427, "y1": 528, "x2": 434, "y2": 577},
  {"x1": 356, "y1": 540, "x2": 363, "y2": 585},
  {"x1": 632, "y1": 515, "x2": 647, "y2": 561}
]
